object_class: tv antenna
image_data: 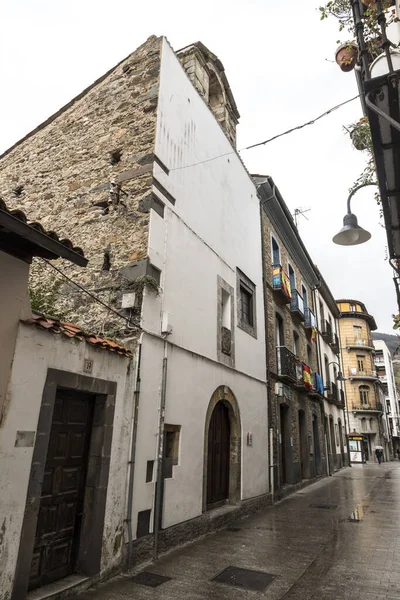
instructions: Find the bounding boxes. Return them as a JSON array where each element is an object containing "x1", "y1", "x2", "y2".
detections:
[{"x1": 293, "y1": 207, "x2": 311, "y2": 228}]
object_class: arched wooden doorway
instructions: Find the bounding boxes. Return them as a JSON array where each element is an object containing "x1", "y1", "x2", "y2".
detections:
[
  {"x1": 207, "y1": 402, "x2": 230, "y2": 506},
  {"x1": 203, "y1": 386, "x2": 241, "y2": 511}
]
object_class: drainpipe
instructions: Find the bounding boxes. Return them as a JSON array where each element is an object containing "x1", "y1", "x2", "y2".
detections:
[
  {"x1": 153, "y1": 339, "x2": 168, "y2": 560},
  {"x1": 259, "y1": 196, "x2": 274, "y2": 498},
  {"x1": 126, "y1": 341, "x2": 142, "y2": 570}
]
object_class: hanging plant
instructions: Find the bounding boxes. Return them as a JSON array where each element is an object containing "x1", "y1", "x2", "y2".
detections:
[
  {"x1": 348, "y1": 116, "x2": 372, "y2": 151},
  {"x1": 335, "y1": 42, "x2": 358, "y2": 71}
]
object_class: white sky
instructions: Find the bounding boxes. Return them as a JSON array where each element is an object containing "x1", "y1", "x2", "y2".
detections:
[{"x1": 1, "y1": 0, "x2": 396, "y2": 333}]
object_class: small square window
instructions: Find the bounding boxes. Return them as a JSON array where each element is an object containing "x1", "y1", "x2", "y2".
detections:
[{"x1": 163, "y1": 425, "x2": 181, "y2": 479}]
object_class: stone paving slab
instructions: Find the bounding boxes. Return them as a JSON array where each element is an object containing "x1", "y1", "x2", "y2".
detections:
[{"x1": 76, "y1": 463, "x2": 400, "y2": 600}]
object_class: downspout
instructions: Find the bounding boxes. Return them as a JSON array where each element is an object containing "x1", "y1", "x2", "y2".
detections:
[
  {"x1": 259, "y1": 194, "x2": 274, "y2": 500},
  {"x1": 126, "y1": 341, "x2": 142, "y2": 570},
  {"x1": 312, "y1": 286, "x2": 330, "y2": 477},
  {"x1": 153, "y1": 338, "x2": 168, "y2": 560}
]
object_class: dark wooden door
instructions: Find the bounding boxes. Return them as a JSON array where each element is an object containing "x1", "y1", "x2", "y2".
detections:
[
  {"x1": 299, "y1": 411, "x2": 306, "y2": 480},
  {"x1": 29, "y1": 389, "x2": 94, "y2": 590},
  {"x1": 207, "y1": 402, "x2": 230, "y2": 506},
  {"x1": 280, "y1": 404, "x2": 287, "y2": 485}
]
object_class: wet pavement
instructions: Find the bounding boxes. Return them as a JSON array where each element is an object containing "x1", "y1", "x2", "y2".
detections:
[{"x1": 78, "y1": 462, "x2": 400, "y2": 599}]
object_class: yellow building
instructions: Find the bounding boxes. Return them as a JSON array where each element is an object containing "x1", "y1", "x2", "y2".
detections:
[{"x1": 336, "y1": 299, "x2": 384, "y2": 462}]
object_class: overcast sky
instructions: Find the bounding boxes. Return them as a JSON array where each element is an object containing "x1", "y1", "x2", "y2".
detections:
[{"x1": 1, "y1": 0, "x2": 396, "y2": 333}]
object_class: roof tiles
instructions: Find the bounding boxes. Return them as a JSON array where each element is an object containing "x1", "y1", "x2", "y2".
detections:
[{"x1": 24, "y1": 313, "x2": 132, "y2": 357}]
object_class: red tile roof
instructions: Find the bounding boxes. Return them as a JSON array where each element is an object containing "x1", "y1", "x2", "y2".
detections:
[{"x1": 24, "y1": 313, "x2": 132, "y2": 357}]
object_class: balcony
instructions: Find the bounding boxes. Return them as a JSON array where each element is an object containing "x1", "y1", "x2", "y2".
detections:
[
  {"x1": 340, "y1": 388, "x2": 345, "y2": 405},
  {"x1": 348, "y1": 368, "x2": 378, "y2": 381},
  {"x1": 345, "y1": 337, "x2": 374, "y2": 351},
  {"x1": 272, "y1": 264, "x2": 291, "y2": 305},
  {"x1": 352, "y1": 403, "x2": 383, "y2": 413},
  {"x1": 276, "y1": 346, "x2": 297, "y2": 383},
  {"x1": 290, "y1": 289, "x2": 305, "y2": 323},
  {"x1": 322, "y1": 320, "x2": 332, "y2": 342},
  {"x1": 304, "y1": 307, "x2": 316, "y2": 330},
  {"x1": 331, "y1": 333, "x2": 340, "y2": 355},
  {"x1": 294, "y1": 361, "x2": 313, "y2": 392}
]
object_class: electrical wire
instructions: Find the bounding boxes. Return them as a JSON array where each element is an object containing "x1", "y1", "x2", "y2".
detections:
[
  {"x1": 244, "y1": 94, "x2": 360, "y2": 150},
  {"x1": 40, "y1": 258, "x2": 136, "y2": 327},
  {"x1": 158, "y1": 94, "x2": 360, "y2": 173}
]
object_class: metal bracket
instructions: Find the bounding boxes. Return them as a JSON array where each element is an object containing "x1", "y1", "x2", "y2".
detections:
[{"x1": 366, "y1": 91, "x2": 400, "y2": 134}]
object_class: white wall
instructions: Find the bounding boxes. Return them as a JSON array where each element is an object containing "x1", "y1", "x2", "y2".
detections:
[
  {"x1": 0, "y1": 252, "x2": 31, "y2": 421},
  {"x1": 131, "y1": 38, "x2": 269, "y2": 533},
  {"x1": 374, "y1": 339, "x2": 399, "y2": 437},
  {"x1": 0, "y1": 325, "x2": 133, "y2": 599}
]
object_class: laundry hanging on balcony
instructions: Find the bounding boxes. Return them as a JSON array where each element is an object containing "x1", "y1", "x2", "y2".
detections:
[
  {"x1": 315, "y1": 373, "x2": 324, "y2": 396},
  {"x1": 311, "y1": 327, "x2": 317, "y2": 344},
  {"x1": 303, "y1": 364, "x2": 313, "y2": 390}
]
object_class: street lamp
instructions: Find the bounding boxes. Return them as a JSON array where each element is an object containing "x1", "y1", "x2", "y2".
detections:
[
  {"x1": 327, "y1": 360, "x2": 345, "y2": 381},
  {"x1": 332, "y1": 182, "x2": 378, "y2": 246}
]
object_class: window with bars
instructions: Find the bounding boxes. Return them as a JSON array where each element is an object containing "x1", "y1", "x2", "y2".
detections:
[{"x1": 240, "y1": 285, "x2": 253, "y2": 327}]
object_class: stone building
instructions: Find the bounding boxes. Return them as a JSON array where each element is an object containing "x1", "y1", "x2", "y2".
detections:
[
  {"x1": 337, "y1": 299, "x2": 385, "y2": 462},
  {"x1": 254, "y1": 175, "x2": 327, "y2": 491},
  {"x1": 0, "y1": 36, "x2": 270, "y2": 597}
]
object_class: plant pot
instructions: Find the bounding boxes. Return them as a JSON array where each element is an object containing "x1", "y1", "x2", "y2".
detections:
[
  {"x1": 335, "y1": 43, "x2": 358, "y2": 72},
  {"x1": 361, "y1": 0, "x2": 375, "y2": 6},
  {"x1": 350, "y1": 128, "x2": 368, "y2": 151}
]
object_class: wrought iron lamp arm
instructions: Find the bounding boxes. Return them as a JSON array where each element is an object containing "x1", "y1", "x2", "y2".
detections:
[{"x1": 347, "y1": 181, "x2": 379, "y2": 215}]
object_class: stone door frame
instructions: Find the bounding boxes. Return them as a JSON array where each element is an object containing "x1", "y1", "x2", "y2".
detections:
[
  {"x1": 203, "y1": 386, "x2": 241, "y2": 512},
  {"x1": 12, "y1": 369, "x2": 117, "y2": 600}
]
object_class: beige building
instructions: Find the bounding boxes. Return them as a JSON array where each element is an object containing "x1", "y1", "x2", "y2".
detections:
[{"x1": 337, "y1": 299, "x2": 384, "y2": 461}]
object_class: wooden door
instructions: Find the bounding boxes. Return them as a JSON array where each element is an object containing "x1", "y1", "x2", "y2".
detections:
[
  {"x1": 280, "y1": 404, "x2": 287, "y2": 485},
  {"x1": 207, "y1": 402, "x2": 230, "y2": 506},
  {"x1": 29, "y1": 389, "x2": 94, "y2": 590},
  {"x1": 299, "y1": 410, "x2": 306, "y2": 480}
]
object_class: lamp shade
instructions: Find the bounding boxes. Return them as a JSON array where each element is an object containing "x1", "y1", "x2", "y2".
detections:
[{"x1": 332, "y1": 213, "x2": 371, "y2": 246}]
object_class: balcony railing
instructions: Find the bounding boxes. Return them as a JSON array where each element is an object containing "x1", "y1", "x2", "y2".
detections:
[
  {"x1": 294, "y1": 361, "x2": 314, "y2": 392},
  {"x1": 304, "y1": 307, "x2": 316, "y2": 330},
  {"x1": 348, "y1": 368, "x2": 377, "y2": 380},
  {"x1": 276, "y1": 346, "x2": 297, "y2": 382},
  {"x1": 290, "y1": 289, "x2": 305, "y2": 322},
  {"x1": 331, "y1": 333, "x2": 340, "y2": 355},
  {"x1": 345, "y1": 337, "x2": 374, "y2": 350},
  {"x1": 272, "y1": 264, "x2": 291, "y2": 305},
  {"x1": 322, "y1": 320, "x2": 332, "y2": 341},
  {"x1": 331, "y1": 382, "x2": 339, "y2": 403},
  {"x1": 352, "y1": 403, "x2": 383, "y2": 413}
]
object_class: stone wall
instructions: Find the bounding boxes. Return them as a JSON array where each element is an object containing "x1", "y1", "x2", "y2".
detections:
[
  {"x1": 0, "y1": 36, "x2": 163, "y2": 344},
  {"x1": 261, "y1": 210, "x2": 325, "y2": 485}
]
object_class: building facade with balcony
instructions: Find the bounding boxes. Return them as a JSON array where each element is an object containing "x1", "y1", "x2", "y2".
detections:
[
  {"x1": 337, "y1": 299, "x2": 385, "y2": 462},
  {"x1": 314, "y1": 276, "x2": 348, "y2": 473},
  {"x1": 255, "y1": 175, "x2": 330, "y2": 491},
  {"x1": 374, "y1": 339, "x2": 400, "y2": 457}
]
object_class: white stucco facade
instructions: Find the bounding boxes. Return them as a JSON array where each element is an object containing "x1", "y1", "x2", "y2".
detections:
[
  {"x1": 128, "y1": 38, "x2": 268, "y2": 536},
  {"x1": 314, "y1": 288, "x2": 348, "y2": 471},
  {"x1": 374, "y1": 339, "x2": 400, "y2": 444},
  {"x1": 0, "y1": 325, "x2": 133, "y2": 599}
]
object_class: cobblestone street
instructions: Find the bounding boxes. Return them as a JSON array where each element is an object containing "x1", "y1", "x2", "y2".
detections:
[{"x1": 75, "y1": 462, "x2": 400, "y2": 600}]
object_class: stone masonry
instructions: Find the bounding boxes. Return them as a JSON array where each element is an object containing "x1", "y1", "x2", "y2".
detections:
[
  {"x1": 261, "y1": 211, "x2": 326, "y2": 486},
  {"x1": 0, "y1": 36, "x2": 163, "y2": 344}
]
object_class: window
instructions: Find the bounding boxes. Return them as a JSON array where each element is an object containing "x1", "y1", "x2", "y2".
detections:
[
  {"x1": 163, "y1": 424, "x2": 181, "y2": 478},
  {"x1": 324, "y1": 355, "x2": 330, "y2": 386},
  {"x1": 357, "y1": 355, "x2": 365, "y2": 372},
  {"x1": 353, "y1": 325, "x2": 362, "y2": 339},
  {"x1": 240, "y1": 286, "x2": 253, "y2": 326},
  {"x1": 293, "y1": 331, "x2": 300, "y2": 357},
  {"x1": 276, "y1": 313, "x2": 284, "y2": 347},
  {"x1": 288, "y1": 263, "x2": 296, "y2": 291},
  {"x1": 361, "y1": 417, "x2": 367, "y2": 431},
  {"x1": 319, "y1": 302, "x2": 325, "y2": 330},
  {"x1": 302, "y1": 284, "x2": 308, "y2": 310},
  {"x1": 237, "y1": 269, "x2": 257, "y2": 338},
  {"x1": 350, "y1": 303, "x2": 357, "y2": 312},
  {"x1": 386, "y1": 399, "x2": 391, "y2": 413},
  {"x1": 307, "y1": 344, "x2": 312, "y2": 367},
  {"x1": 146, "y1": 460, "x2": 154, "y2": 483},
  {"x1": 359, "y1": 385, "x2": 370, "y2": 405},
  {"x1": 369, "y1": 418, "x2": 374, "y2": 431},
  {"x1": 272, "y1": 236, "x2": 280, "y2": 265},
  {"x1": 217, "y1": 276, "x2": 234, "y2": 367}
]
